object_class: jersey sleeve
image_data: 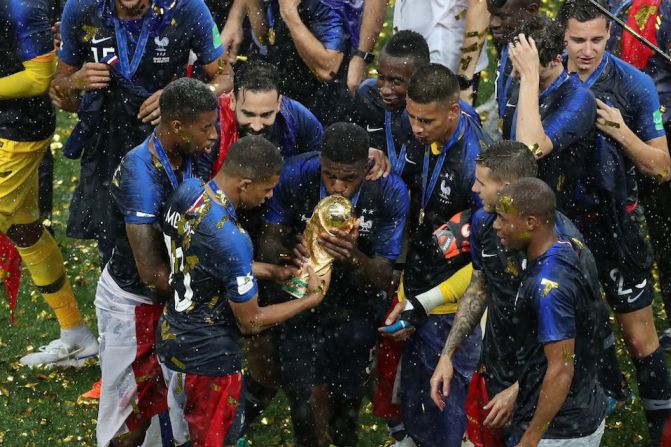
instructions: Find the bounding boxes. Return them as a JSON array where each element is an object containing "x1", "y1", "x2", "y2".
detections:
[
  {"x1": 263, "y1": 164, "x2": 298, "y2": 226},
  {"x1": 371, "y1": 176, "x2": 409, "y2": 260},
  {"x1": 114, "y1": 153, "x2": 162, "y2": 225},
  {"x1": 627, "y1": 71, "x2": 666, "y2": 141},
  {"x1": 208, "y1": 228, "x2": 258, "y2": 303},
  {"x1": 309, "y1": 2, "x2": 347, "y2": 52},
  {"x1": 469, "y1": 209, "x2": 488, "y2": 270},
  {"x1": 186, "y1": 0, "x2": 225, "y2": 65},
  {"x1": 9, "y1": 0, "x2": 53, "y2": 61},
  {"x1": 291, "y1": 99, "x2": 324, "y2": 153},
  {"x1": 532, "y1": 269, "x2": 577, "y2": 344},
  {"x1": 544, "y1": 88, "x2": 596, "y2": 154},
  {"x1": 58, "y1": 0, "x2": 88, "y2": 66}
]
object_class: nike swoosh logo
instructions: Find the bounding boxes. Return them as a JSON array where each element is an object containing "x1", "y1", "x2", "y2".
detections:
[
  {"x1": 627, "y1": 289, "x2": 645, "y2": 303},
  {"x1": 404, "y1": 154, "x2": 416, "y2": 165},
  {"x1": 91, "y1": 36, "x2": 112, "y2": 44},
  {"x1": 481, "y1": 252, "x2": 497, "y2": 258},
  {"x1": 366, "y1": 125, "x2": 383, "y2": 132}
]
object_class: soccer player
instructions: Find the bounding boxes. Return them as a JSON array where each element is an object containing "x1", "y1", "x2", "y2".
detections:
[
  {"x1": 388, "y1": 64, "x2": 487, "y2": 447},
  {"x1": 606, "y1": 0, "x2": 671, "y2": 350},
  {"x1": 557, "y1": 2, "x2": 671, "y2": 444},
  {"x1": 50, "y1": 0, "x2": 231, "y2": 265},
  {"x1": 493, "y1": 177, "x2": 608, "y2": 447},
  {"x1": 503, "y1": 14, "x2": 597, "y2": 218},
  {"x1": 95, "y1": 78, "x2": 218, "y2": 446},
  {"x1": 157, "y1": 136, "x2": 326, "y2": 447},
  {"x1": 260, "y1": 123, "x2": 408, "y2": 446},
  {"x1": 0, "y1": 0, "x2": 98, "y2": 367}
]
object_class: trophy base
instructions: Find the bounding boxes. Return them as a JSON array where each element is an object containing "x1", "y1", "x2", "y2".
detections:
[{"x1": 282, "y1": 276, "x2": 309, "y2": 299}]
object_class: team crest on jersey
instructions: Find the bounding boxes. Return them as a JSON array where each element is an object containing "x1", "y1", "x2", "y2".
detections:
[
  {"x1": 359, "y1": 209, "x2": 374, "y2": 234},
  {"x1": 153, "y1": 35, "x2": 170, "y2": 64},
  {"x1": 540, "y1": 278, "x2": 559, "y2": 297}
]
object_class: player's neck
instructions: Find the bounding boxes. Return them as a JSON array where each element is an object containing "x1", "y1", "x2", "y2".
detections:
[
  {"x1": 526, "y1": 228, "x2": 558, "y2": 263},
  {"x1": 153, "y1": 126, "x2": 183, "y2": 168},
  {"x1": 115, "y1": 0, "x2": 150, "y2": 19},
  {"x1": 567, "y1": 57, "x2": 601, "y2": 82},
  {"x1": 210, "y1": 176, "x2": 241, "y2": 210},
  {"x1": 540, "y1": 65, "x2": 565, "y2": 91}
]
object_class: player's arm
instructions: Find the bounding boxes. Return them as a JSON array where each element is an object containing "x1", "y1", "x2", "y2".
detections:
[
  {"x1": 229, "y1": 265, "x2": 324, "y2": 334},
  {"x1": 126, "y1": 223, "x2": 171, "y2": 299},
  {"x1": 347, "y1": 0, "x2": 387, "y2": 93},
  {"x1": 508, "y1": 35, "x2": 553, "y2": 158},
  {"x1": 278, "y1": 0, "x2": 345, "y2": 82},
  {"x1": 0, "y1": 52, "x2": 56, "y2": 100},
  {"x1": 51, "y1": 60, "x2": 110, "y2": 112},
  {"x1": 219, "y1": 0, "x2": 248, "y2": 62},
  {"x1": 246, "y1": 0, "x2": 268, "y2": 41},
  {"x1": 596, "y1": 97, "x2": 671, "y2": 181},
  {"x1": 457, "y1": 0, "x2": 490, "y2": 103},
  {"x1": 518, "y1": 339, "x2": 575, "y2": 446}
]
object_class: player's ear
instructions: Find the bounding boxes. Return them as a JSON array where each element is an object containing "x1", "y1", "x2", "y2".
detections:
[
  {"x1": 171, "y1": 119, "x2": 182, "y2": 135},
  {"x1": 238, "y1": 177, "x2": 252, "y2": 192}
]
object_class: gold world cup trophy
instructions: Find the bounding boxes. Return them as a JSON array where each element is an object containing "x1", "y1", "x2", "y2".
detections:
[{"x1": 282, "y1": 195, "x2": 356, "y2": 299}]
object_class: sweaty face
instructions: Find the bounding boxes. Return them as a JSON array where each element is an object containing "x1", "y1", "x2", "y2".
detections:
[
  {"x1": 177, "y1": 110, "x2": 218, "y2": 157},
  {"x1": 234, "y1": 89, "x2": 281, "y2": 139},
  {"x1": 406, "y1": 97, "x2": 459, "y2": 145},
  {"x1": 493, "y1": 207, "x2": 530, "y2": 250},
  {"x1": 487, "y1": 0, "x2": 537, "y2": 44},
  {"x1": 241, "y1": 175, "x2": 279, "y2": 210},
  {"x1": 473, "y1": 165, "x2": 508, "y2": 213},
  {"x1": 376, "y1": 54, "x2": 417, "y2": 111},
  {"x1": 320, "y1": 157, "x2": 367, "y2": 199},
  {"x1": 564, "y1": 17, "x2": 610, "y2": 78}
]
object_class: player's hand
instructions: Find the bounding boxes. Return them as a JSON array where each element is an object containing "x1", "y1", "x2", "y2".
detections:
[
  {"x1": 292, "y1": 234, "x2": 310, "y2": 267},
  {"x1": 377, "y1": 300, "x2": 415, "y2": 341},
  {"x1": 347, "y1": 55, "x2": 367, "y2": 94},
  {"x1": 367, "y1": 148, "x2": 392, "y2": 180},
  {"x1": 595, "y1": 98, "x2": 628, "y2": 143},
  {"x1": 508, "y1": 34, "x2": 539, "y2": 83},
  {"x1": 319, "y1": 221, "x2": 360, "y2": 261},
  {"x1": 304, "y1": 265, "x2": 327, "y2": 305},
  {"x1": 73, "y1": 62, "x2": 111, "y2": 91},
  {"x1": 430, "y1": 354, "x2": 454, "y2": 410},
  {"x1": 220, "y1": 20, "x2": 243, "y2": 64},
  {"x1": 483, "y1": 381, "x2": 519, "y2": 428},
  {"x1": 138, "y1": 89, "x2": 163, "y2": 125},
  {"x1": 52, "y1": 21, "x2": 62, "y2": 50},
  {"x1": 272, "y1": 263, "x2": 299, "y2": 282}
]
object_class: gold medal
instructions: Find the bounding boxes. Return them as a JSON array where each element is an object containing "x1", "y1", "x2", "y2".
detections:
[
  {"x1": 268, "y1": 27, "x2": 276, "y2": 45},
  {"x1": 419, "y1": 208, "x2": 425, "y2": 225}
]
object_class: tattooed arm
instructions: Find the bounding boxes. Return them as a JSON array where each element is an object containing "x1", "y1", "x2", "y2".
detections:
[{"x1": 430, "y1": 269, "x2": 487, "y2": 408}]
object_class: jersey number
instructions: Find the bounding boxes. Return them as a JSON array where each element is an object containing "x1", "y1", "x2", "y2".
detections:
[
  {"x1": 90, "y1": 47, "x2": 115, "y2": 63},
  {"x1": 165, "y1": 234, "x2": 194, "y2": 312}
]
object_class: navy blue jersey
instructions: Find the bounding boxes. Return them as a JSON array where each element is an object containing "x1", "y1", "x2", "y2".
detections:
[
  {"x1": 495, "y1": 46, "x2": 519, "y2": 122},
  {"x1": 501, "y1": 72, "x2": 597, "y2": 218},
  {"x1": 0, "y1": 0, "x2": 55, "y2": 141},
  {"x1": 261, "y1": 0, "x2": 352, "y2": 124},
  {"x1": 269, "y1": 96, "x2": 324, "y2": 157},
  {"x1": 59, "y1": 0, "x2": 223, "y2": 87},
  {"x1": 108, "y1": 138, "x2": 202, "y2": 298},
  {"x1": 513, "y1": 239, "x2": 607, "y2": 438},
  {"x1": 608, "y1": 0, "x2": 671, "y2": 125},
  {"x1": 470, "y1": 209, "x2": 584, "y2": 396},
  {"x1": 157, "y1": 177, "x2": 257, "y2": 376},
  {"x1": 263, "y1": 152, "x2": 408, "y2": 313},
  {"x1": 402, "y1": 113, "x2": 486, "y2": 297}
]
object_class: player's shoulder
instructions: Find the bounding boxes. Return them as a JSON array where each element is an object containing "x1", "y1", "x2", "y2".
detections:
[
  {"x1": 564, "y1": 74, "x2": 595, "y2": 102},
  {"x1": 282, "y1": 151, "x2": 321, "y2": 180},
  {"x1": 374, "y1": 172, "x2": 409, "y2": 206},
  {"x1": 554, "y1": 211, "x2": 584, "y2": 243},
  {"x1": 168, "y1": 177, "x2": 206, "y2": 212},
  {"x1": 62, "y1": 0, "x2": 98, "y2": 17},
  {"x1": 471, "y1": 207, "x2": 495, "y2": 230},
  {"x1": 280, "y1": 96, "x2": 319, "y2": 123},
  {"x1": 607, "y1": 52, "x2": 657, "y2": 94}
]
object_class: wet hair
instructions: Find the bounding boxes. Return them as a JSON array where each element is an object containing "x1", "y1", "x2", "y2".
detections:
[
  {"x1": 510, "y1": 15, "x2": 565, "y2": 65},
  {"x1": 498, "y1": 177, "x2": 556, "y2": 222},
  {"x1": 487, "y1": 0, "x2": 539, "y2": 11},
  {"x1": 321, "y1": 122, "x2": 370, "y2": 165},
  {"x1": 476, "y1": 141, "x2": 538, "y2": 181},
  {"x1": 557, "y1": 0, "x2": 609, "y2": 28},
  {"x1": 160, "y1": 77, "x2": 217, "y2": 123},
  {"x1": 233, "y1": 61, "x2": 280, "y2": 99},
  {"x1": 381, "y1": 30, "x2": 431, "y2": 66},
  {"x1": 407, "y1": 63, "x2": 459, "y2": 105},
  {"x1": 220, "y1": 136, "x2": 284, "y2": 181}
]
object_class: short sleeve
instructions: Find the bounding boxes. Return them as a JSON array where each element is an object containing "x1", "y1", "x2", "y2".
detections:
[
  {"x1": 58, "y1": 0, "x2": 88, "y2": 66},
  {"x1": 263, "y1": 167, "x2": 297, "y2": 226},
  {"x1": 290, "y1": 99, "x2": 324, "y2": 153},
  {"x1": 113, "y1": 153, "x2": 162, "y2": 225},
  {"x1": 627, "y1": 71, "x2": 666, "y2": 141},
  {"x1": 207, "y1": 228, "x2": 258, "y2": 303},
  {"x1": 309, "y1": 2, "x2": 346, "y2": 52},
  {"x1": 544, "y1": 88, "x2": 597, "y2": 154},
  {"x1": 533, "y1": 273, "x2": 577, "y2": 344},
  {"x1": 371, "y1": 176, "x2": 409, "y2": 260},
  {"x1": 9, "y1": 0, "x2": 53, "y2": 61},
  {"x1": 187, "y1": 0, "x2": 225, "y2": 64},
  {"x1": 469, "y1": 209, "x2": 489, "y2": 271}
]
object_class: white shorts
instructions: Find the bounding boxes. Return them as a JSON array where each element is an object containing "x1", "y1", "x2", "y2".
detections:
[
  {"x1": 538, "y1": 420, "x2": 606, "y2": 447},
  {"x1": 95, "y1": 267, "x2": 169, "y2": 447}
]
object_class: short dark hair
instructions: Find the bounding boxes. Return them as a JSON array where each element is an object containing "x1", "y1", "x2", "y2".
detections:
[
  {"x1": 160, "y1": 77, "x2": 217, "y2": 123},
  {"x1": 321, "y1": 122, "x2": 369, "y2": 165},
  {"x1": 233, "y1": 61, "x2": 280, "y2": 99},
  {"x1": 487, "y1": 0, "x2": 539, "y2": 9},
  {"x1": 510, "y1": 15, "x2": 564, "y2": 65},
  {"x1": 407, "y1": 63, "x2": 459, "y2": 105},
  {"x1": 476, "y1": 141, "x2": 538, "y2": 181},
  {"x1": 221, "y1": 136, "x2": 284, "y2": 181},
  {"x1": 557, "y1": 0, "x2": 609, "y2": 27},
  {"x1": 382, "y1": 30, "x2": 430, "y2": 66},
  {"x1": 498, "y1": 177, "x2": 556, "y2": 222}
]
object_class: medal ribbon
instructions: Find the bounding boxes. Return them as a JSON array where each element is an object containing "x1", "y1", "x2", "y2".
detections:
[
  {"x1": 421, "y1": 114, "x2": 465, "y2": 214},
  {"x1": 207, "y1": 179, "x2": 237, "y2": 219},
  {"x1": 113, "y1": 13, "x2": 152, "y2": 80},
  {"x1": 385, "y1": 111, "x2": 407, "y2": 176},
  {"x1": 152, "y1": 133, "x2": 192, "y2": 190},
  {"x1": 266, "y1": 3, "x2": 276, "y2": 44}
]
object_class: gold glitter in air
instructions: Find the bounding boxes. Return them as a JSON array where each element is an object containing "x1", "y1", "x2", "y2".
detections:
[
  {"x1": 455, "y1": 9, "x2": 467, "y2": 20},
  {"x1": 208, "y1": 295, "x2": 220, "y2": 309},
  {"x1": 634, "y1": 5, "x2": 657, "y2": 31},
  {"x1": 571, "y1": 237, "x2": 584, "y2": 249},
  {"x1": 540, "y1": 278, "x2": 559, "y2": 297},
  {"x1": 175, "y1": 373, "x2": 184, "y2": 394},
  {"x1": 211, "y1": 383, "x2": 222, "y2": 392},
  {"x1": 161, "y1": 320, "x2": 176, "y2": 340},
  {"x1": 171, "y1": 356, "x2": 186, "y2": 370},
  {"x1": 604, "y1": 119, "x2": 621, "y2": 128},
  {"x1": 505, "y1": 260, "x2": 520, "y2": 277},
  {"x1": 556, "y1": 174, "x2": 565, "y2": 192},
  {"x1": 498, "y1": 194, "x2": 517, "y2": 214},
  {"x1": 227, "y1": 395, "x2": 239, "y2": 407}
]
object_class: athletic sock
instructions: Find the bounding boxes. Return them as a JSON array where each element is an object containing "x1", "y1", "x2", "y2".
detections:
[
  {"x1": 16, "y1": 230, "x2": 82, "y2": 329},
  {"x1": 633, "y1": 348, "x2": 671, "y2": 446},
  {"x1": 243, "y1": 375, "x2": 278, "y2": 428}
]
